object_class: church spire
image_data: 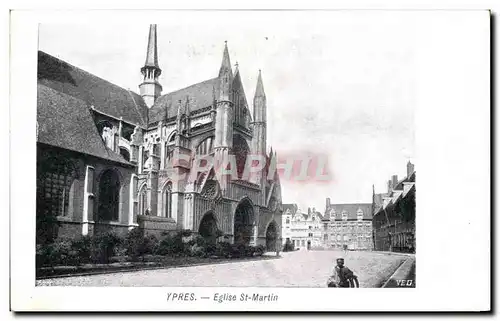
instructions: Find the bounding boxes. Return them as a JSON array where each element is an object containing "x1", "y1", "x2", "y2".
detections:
[
  {"x1": 218, "y1": 41, "x2": 233, "y2": 80},
  {"x1": 143, "y1": 24, "x2": 161, "y2": 71},
  {"x1": 253, "y1": 69, "x2": 266, "y2": 123},
  {"x1": 139, "y1": 24, "x2": 162, "y2": 108},
  {"x1": 218, "y1": 41, "x2": 233, "y2": 102},
  {"x1": 255, "y1": 69, "x2": 266, "y2": 99}
]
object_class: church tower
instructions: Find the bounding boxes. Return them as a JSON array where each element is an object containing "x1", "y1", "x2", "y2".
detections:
[
  {"x1": 213, "y1": 42, "x2": 234, "y2": 191},
  {"x1": 139, "y1": 24, "x2": 162, "y2": 108},
  {"x1": 252, "y1": 70, "x2": 267, "y2": 158}
]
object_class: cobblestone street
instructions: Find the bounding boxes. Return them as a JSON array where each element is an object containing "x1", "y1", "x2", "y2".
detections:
[{"x1": 37, "y1": 250, "x2": 409, "y2": 288}]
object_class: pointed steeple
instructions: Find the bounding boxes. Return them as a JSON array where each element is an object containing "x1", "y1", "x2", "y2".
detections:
[
  {"x1": 139, "y1": 24, "x2": 162, "y2": 108},
  {"x1": 218, "y1": 41, "x2": 233, "y2": 102},
  {"x1": 234, "y1": 61, "x2": 239, "y2": 75},
  {"x1": 253, "y1": 69, "x2": 266, "y2": 123},
  {"x1": 142, "y1": 24, "x2": 161, "y2": 73},
  {"x1": 255, "y1": 69, "x2": 266, "y2": 99},
  {"x1": 176, "y1": 99, "x2": 183, "y2": 118},
  {"x1": 218, "y1": 41, "x2": 233, "y2": 79},
  {"x1": 185, "y1": 95, "x2": 191, "y2": 116}
]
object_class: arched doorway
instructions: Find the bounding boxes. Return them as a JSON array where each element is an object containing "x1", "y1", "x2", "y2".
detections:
[
  {"x1": 97, "y1": 169, "x2": 121, "y2": 222},
  {"x1": 199, "y1": 212, "x2": 218, "y2": 244},
  {"x1": 233, "y1": 198, "x2": 254, "y2": 245},
  {"x1": 266, "y1": 221, "x2": 278, "y2": 251}
]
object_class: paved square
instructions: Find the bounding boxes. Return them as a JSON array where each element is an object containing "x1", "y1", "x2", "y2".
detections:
[{"x1": 36, "y1": 250, "x2": 408, "y2": 287}]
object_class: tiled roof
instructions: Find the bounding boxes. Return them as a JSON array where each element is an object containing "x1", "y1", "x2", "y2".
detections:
[
  {"x1": 324, "y1": 203, "x2": 373, "y2": 220},
  {"x1": 148, "y1": 78, "x2": 219, "y2": 124},
  {"x1": 37, "y1": 51, "x2": 148, "y2": 128},
  {"x1": 282, "y1": 203, "x2": 298, "y2": 215},
  {"x1": 373, "y1": 171, "x2": 416, "y2": 217},
  {"x1": 314, "y1": 211, "x2": 324, "y2": 221},
  {"x1": 37, "y1": 84, "x2": 132, "y2": 166}
]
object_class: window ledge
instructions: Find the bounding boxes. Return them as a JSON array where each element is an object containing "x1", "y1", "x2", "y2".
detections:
[{"x1": 137, "y1": 215, "x2": 176, "y2": 223}]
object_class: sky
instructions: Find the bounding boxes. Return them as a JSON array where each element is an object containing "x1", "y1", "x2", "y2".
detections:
[{"x1": 38, "y1": 11, "x2": 415, "y2": 213}]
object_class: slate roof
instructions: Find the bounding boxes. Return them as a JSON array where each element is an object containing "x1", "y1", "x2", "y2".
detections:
[
  {"x1": 373, "y1": 171, "x2": 416, "y2": 217},
  {"x1": 292, "y1": 210, "x2": 323, "y2": 222},
  {"x1": 148, "y1": 78, "x2": 220, "y2": 124},
  {"x1": 37, "y1": 83, "x2": 132, "y2": 165},
  {"x1": 37, "y1": 51, "x2": 148, "y2": 127},
  {"x1": 282, "y1": 203, "x2": 298, "y2": 215},
  {"x1": 324, "y1": 203, "x2": 373, "y2": 220},
  {"x1": 314, "y1": 212, "x2": 324, "y2": 221}
]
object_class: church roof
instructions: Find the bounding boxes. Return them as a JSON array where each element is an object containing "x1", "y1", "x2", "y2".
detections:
[
  {"x1": 148, "y1": 77, "x2": 220, "y2": 124},
  {"x1": 37, "y1": 51, "x2": 148, "y2": 128},
  {"x1": 324, "y1": 203, "x2": 373, "y2": 220},
  {"x1": 37, "y1": 84, "x2": 132, "y2": 165}
]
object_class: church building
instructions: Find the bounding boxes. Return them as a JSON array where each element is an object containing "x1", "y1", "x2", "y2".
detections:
[{"x1": 36, "y1": 25, "x2": 283, "y2": 248}]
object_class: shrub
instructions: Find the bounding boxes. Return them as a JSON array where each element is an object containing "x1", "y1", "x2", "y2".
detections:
[
  {"x1": 283, "y1": 239, "x2": 295, "y2": 252},
  {"x1": 36, "y1": 233, "x2": 124, "y2": 267},
  {"x1": 156, "y1": 231, "x2": 186, "y2": 256},
  {"x1": 245, "y1": 245, "x2": 256, "y2": 257},
  {"x1": 125, "y1": 228, "x2": 159, "y2": 261},
  {"x1": 93, "y1": 232, "x2": 123, "y2": 264},
  {"x1": 215, "y1": 241, "x2": 232, "y2": 258},
  {"x1": 231, "y1": 243, "x2": 247, "y2": 258},
  {"x1": 194, "y1": 235, "x2": 207, "y2": 247},
  {"x1": 70, "y1": 235, "x2": 94, "y2": 264},
  {"x1": 36, "y1": 238, "x2": 78, "y2": 267},
  {"x1": 36, "y1": 213, "x2": 60, "y2": 245},
  {"x1": 180, "y1": 229, "x2": 193, "y2": 238},
  {"x1": 254, "y1": 245, "x2": 266, "y2": 256},
  {"x1": 188, "y1": 244, "x2": 206, "y2": 257}
]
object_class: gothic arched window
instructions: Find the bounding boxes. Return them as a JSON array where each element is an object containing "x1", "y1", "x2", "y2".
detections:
[
  {"x1": 38, "y1": 157, "x2": 78, "y2": 218},
  {"x1": 162, "y1": 182, "x2": 173, "y2": 218},
  {"x1": 138, "y1": 184, "x2": 148, "y2": 215},
  {"x1": 196, "y1": 136, "x2": 214, "y2": 156},
  {"x1": 164, "y1": 132, "x2": 176, "y2": 166},
  {"x1": 97, "y1": 169, "x2": 121, "y2": 221}
]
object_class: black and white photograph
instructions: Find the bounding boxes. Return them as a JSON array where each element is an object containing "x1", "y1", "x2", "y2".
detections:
[{"x1": 9, "y1": 8, "x2": 491, "y2": 312}]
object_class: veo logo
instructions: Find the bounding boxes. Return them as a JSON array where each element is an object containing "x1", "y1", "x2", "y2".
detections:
[{"x1": 396, "y1": 279, "x2": 414, "y2": 287}]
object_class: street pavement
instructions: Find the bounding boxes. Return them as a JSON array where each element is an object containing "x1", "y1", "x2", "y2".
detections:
[{"x1": 36, "y1": 250, "x2": 409, "y2": 288}]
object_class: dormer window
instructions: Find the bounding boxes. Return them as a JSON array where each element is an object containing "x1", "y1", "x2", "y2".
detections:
[
  {"x1": 357, "y1": 209, "x2": 364, "y2": 221},
  {"x1": 330, "y1": 209, "x2": 336, "y2": 221},
  {"x1": 342, "y1": 210, "x2": 348, "y2": 221}
]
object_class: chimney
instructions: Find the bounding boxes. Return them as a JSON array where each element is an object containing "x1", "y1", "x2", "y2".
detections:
[
  {"x1": 407, "y1": 161, "x2": 415, "y2": 177},
  {"x1": 387, "y1": 179, "x2": 393, "y2": 193},
  {"x1": 326, "y1": 197, "x2": 331, "y2": 209},
  {"x1": 392, "y1": 175, "x2": 398, "y2": 189},
  {"x1": 308, "y1": 208, "x2": 311, "y2": 215}
]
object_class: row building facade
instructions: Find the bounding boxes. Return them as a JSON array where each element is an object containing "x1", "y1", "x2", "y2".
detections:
[
  {"x1": 372, "y1": 162, "x2": 416, "y2": 253},
  {"x1": 282, "y1": 204, "x2": 324, "y2": 250},
  {"x1": 322, "y1": 199, "x2": 374, "y2": 250}
]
